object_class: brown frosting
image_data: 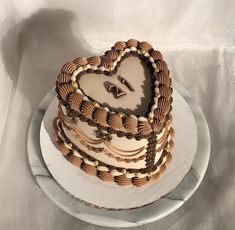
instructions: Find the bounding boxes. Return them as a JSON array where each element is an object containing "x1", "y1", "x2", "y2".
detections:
[
  {"x1": 169, "y1": 127, "x2": 175, "y2": 138},
  {"x1": 123, "y1": 116, "x2": 138, "y2": 134},
  {"x1": 138, "y1": 41, "x2": 153, "y2": 52},
  {"x1": 62, "y1": 61, "x2": 77, "y2": 74},
  {"x1": 158, "y1": 97, "x2": 170, "y2": 113},
  {"x1": 68, "y1": 92, "x2": 83, "y2": 112},
  {"x1": 132, "y1": 177, "x2": 148, "y2": 187},
  {"x1": 150, "y1": 172, "x2": 160, "y2": 182},
  {"x1": 107, "y1": 114, "x2": 124, "y2": 131},
  {"x1": 73, "y1": 57, "x2": 88, "y2": 67},
  {"x1": 158, "y1": 71, "x2": 171, "y2": 87},
  {"x1": 114, "y1": 175, "x2": 132, "y2": 186},
  {"x1": 113, "y1": 41, "x2": 126, "y2": 51},
  {"x1": 81, "y1": 162, "x2": 97, "y2": 176},
  {"x1": 80, "y1": 101, "x2": 95, "y2": 119},
  {"x1": 156, "y1": 60, "x2": 168, "y2": 73},
  {"x1": 138, "y1": 121, "x2": 152, "y2": 135},
  {"x1": 87, "y1": 56, "x2": 101, "y2": 67},
  {"x1": 57, "y1": 73, "x2": 71, "y2": 84},
  {"x1": 126, "y1": 39, "x2": 138, "y2": 48},
  {"x1": 100, "y1": 55, "x2": 113, "y2": 68},
  {"x1": 105, "y1": 50, "x2": 119, "y2": 60},
  {"x1": 149, "y1": 50, "x2": 163, "y2": 60},
  {"x1": 168, "y1": 140, "x2": 174, "y2": 151},
  {"x1": 159, "y1": 85, "x2": 172, "y2": 99},
  {"x1": 154, "y1": 108, "x2": 166, "y2": 122},
  {"x1": 93, "y1": 108, "x2": 108, "y2": 126},
  {"x1": 58, "y1": 143, "x2": 71, "y2": 156},
  {"x1": 152, "y1": 118, "x2": 165, "y2": 132},
  {"x1": 69, "y1": 155, "x2": 82, "y2": 167},
  {"x1": 97, "y1": 171, "x2": 114, "y2": 182},
  {"x1": 59, "y1": 84, "x2": 74, "y2": 100}
]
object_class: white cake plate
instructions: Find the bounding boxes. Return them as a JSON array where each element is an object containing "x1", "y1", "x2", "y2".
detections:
[{"x1": 27, "y1": 81, "x2": 210, "y2": 227}]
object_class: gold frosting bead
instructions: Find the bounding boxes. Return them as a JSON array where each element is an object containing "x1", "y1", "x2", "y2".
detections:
[
  {"x1": 82, "y1": 65, "x2": 88, "y2": 71},
  {"x1": 166, "y1": 145, "x2": 170, "y2": 151},
  {"x1": 65, "y1": 142, "x2": 73, "y2": 149},
  {"x1": 140, "y1": 50, "x2": 146, "y2": 54},
  {"x1": 93, "y1": 102, "x2": 100, "y2": 108},
  {"x1": 148, "y1": 117, "x2": 154, "y2": 124},
  {"x1": 120, "y1": 51, "x2": 124, "y2": 56},
  {"x1": 156, "y1": 92, "x2": 161, "y2": 98},
  {"x1": 72, "y1": 81, "x2": 78, "y2": 89},
  {"x1": 118, "y1": 112, "x2": 124, "y2": 118},
  {"x1": 147, "y1": 172, "x2": 152, "y2": 177},
  {"x1": 94, "y1": 160, "x2": 99, "y2": 166},
  {"x1": 122, "y1": 168, "x2": 127, "y2": 174}
]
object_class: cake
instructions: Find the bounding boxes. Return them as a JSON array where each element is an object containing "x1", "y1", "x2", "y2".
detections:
[{"x1": 53, "y1": 39, "x2": 174, "y2": 187}]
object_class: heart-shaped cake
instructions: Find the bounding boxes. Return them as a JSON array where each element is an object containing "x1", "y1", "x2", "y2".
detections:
[{"x1": 54, "y1": 39, "x2": 174, "y2": 187}]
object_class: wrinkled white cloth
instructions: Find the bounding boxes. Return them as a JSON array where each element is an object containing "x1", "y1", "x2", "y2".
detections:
[{"x1": 0, "y1": 0, "x2": 235, "y2": 229}]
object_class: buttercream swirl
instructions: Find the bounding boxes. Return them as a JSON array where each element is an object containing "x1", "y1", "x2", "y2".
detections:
[
  {"x1": 107, "y1": 114, "x2": 124, "y2": 131},
  {"x1": 156, "y1": 60, "x2": 168, "y2": 73},
  {"x1": 138, "y1": 41, "x2": 153, "y2": 52},
  {"x1": 154, "y1": 108, "x2": 165, "y2": 122},
  {"x1": 80, "y1": 101, "x2": 95, "y2": 119},
  {"x1": 158, "y1": 71, "x2": 171, "y2": 86},
  {"x1": 62, "y1": 61, "x2": 77, "y2": 74},
  {"x1": 81, "y1": 163, "x2": 97, "y2": 176},
  {"x1": 126, "y1": 39, "x2": 138, "y2": 48},
  {"x1": 150, "y1": 50, "x2": 163, "y2": 60},
  {"x1": 132, "y1": 177, "x2": 148, "y2": 187},
  {"x1": 100, "y1": 55, "x2": 113, "y2": 68},
  {"x1": 105, "y1": 50, "x2": 119, "y2": 60},
  {"x1": 159, "y1": 85, "x2": 172, "y2": 99},
  {"x1": 87, "y1": 56, "x2": 101, "y2": 67},
  {"x1": 58, "y1": 143, "x2": 71, "y2": 156},
  {"x1": 123, "y1": 116, "x2": 138, "y2": 134},
  {"x1": 57, "y1": 73, "x2": 71, "y2": 84},
  {"x1": 69, "y1": 155, "x2": 82, "y2": 167},
  {"x1": 158, "y1": 97, "x2": 170, "y2": 113},
  {"x1": 68, "y1": 92, "x2": 83, "y2": 112},
  {"x1": 138, "y1": 121, "x2": 152, "y2": 135},
  {"x1": 113, "y1": 41, "x2": 126, "y2": 51},
  {"x1": 59, "y1": 83, "x2": 74, "y2": 100},
  {"x1": 114, "y1": 175, "x2": 132, "y2": 186},
  {"x1": 93, "y1": 108, "x2": 108, "y2": 126},
  {"x1": 73, "y1": 57, "x2": 88, "y2": 67}
]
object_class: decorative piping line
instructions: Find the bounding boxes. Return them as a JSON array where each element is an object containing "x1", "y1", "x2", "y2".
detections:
[{"x1": 53, "y1": 117, "x2": 173, "y2": 187}]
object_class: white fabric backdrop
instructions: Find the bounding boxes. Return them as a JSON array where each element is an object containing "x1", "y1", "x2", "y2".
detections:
[{"x1": 0, "y1": 0, "x2": 234, "y2": 229}]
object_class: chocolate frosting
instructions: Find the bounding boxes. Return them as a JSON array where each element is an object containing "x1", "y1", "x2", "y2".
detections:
[
  {"x1": 114, "y1": 41, "x2": 126, "y2": 51},
  {"x1": 156, "y1": 60, "x2": 168, "y2": 73},
  {"x1": 158, "y1": 71, "x2": 171, "y2": 87},
  {"x1": 58, "y1": 72, "x2": 71, "y2": 84},
  {"x1": 73, "y1": 57, "x2": 88, "y2": 67},
  {"x1": 62, "y1": 61, "x2": 77, "y2": 74},
  {"x1": 59, "y1": 84, "x2": 74, "y2": 100},
  {"x1": 126, "y1": 39, "x2": 138, "y2": 48},
  {"x1": 105, "y1": 50, "x2": 119, "y2": 60},
  {"x1": 80, "y1": 101, "x2": 95, "y2": 119},
  {"x1": 159, "y1": 85, "x2": 172, "y2": 99},
  {"x1": 138, "y1": 41, "x2": 153, "y2": 52},
  {"x1": 123, "y1": 116, "x2": 138, "y2": 134},
  {"x1": 93, "y1": 108, "x2": 108, "y2": 126},
  {"x1": 87, "y1": 56, "x2": 101, "y2": 66},
  {"x1": 68, "y1": 92, "x2": 83, "y2": 112},
  {"x1": 100, "y1": 55, "x2": 113, "y2": 68},
  {"x1": 138, "y1": 121, "x2": 152, "y2": 136},
  {"x1": 107, "y1": 114, "x2": 124, "y2": 131},
  {"x1": 149, "y1": 49, "x2": 163, "y2": 60}
]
